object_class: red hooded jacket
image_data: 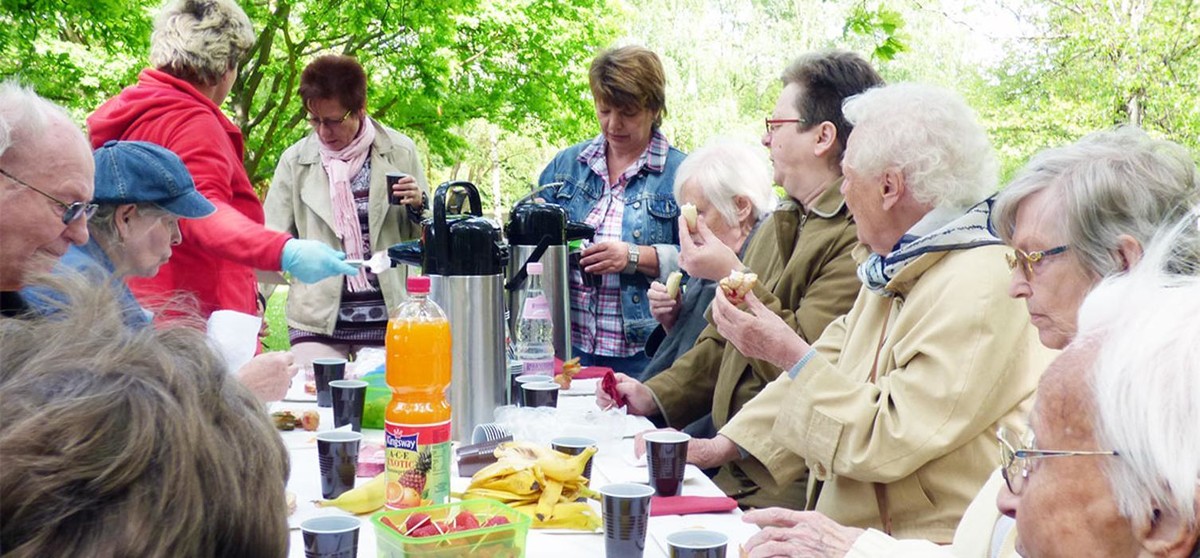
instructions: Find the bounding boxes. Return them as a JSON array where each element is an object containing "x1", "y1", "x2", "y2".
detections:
[{"x1": 88, "y1": 69, "x2": 291, "y2": 318}]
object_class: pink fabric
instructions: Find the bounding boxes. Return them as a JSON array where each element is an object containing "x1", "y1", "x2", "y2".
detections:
[
  {"x1": 649, "y1": 495, "x2": 739, "y2": 516},
  {"x1": 318, "y1": 117, "x2": 377, "y2": 292}
]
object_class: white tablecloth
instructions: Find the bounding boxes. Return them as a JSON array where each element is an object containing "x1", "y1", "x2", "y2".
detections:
[{"x1": 275, "y1": 382, "x2": 759, "y2": 557}]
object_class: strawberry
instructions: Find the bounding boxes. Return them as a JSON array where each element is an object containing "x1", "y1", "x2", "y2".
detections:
[
  {"x1": 404, "y1": 512, "x2": 431, "y2": 533},
  {"x1": 483, "y1": 515, "x2": 510, "y2": 527},
  {"x1": 454, "y1": 511, "x2": 481, "y2": 530},
  {"x1": 410, "y1": 524, "x2": 440, "y2": 538}
]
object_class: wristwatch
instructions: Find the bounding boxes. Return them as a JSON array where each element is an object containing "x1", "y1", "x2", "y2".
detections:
[{"x1": 623, "y1": 244, "x2": 640, "y2": 274}]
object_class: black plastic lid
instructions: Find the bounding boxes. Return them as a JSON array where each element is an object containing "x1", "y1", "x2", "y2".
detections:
[
  {"x1": 422, "y1": 215, "x2": 509, "y2": 275},
  {"x1": 505, "y1": 202, "x2": 568, "y2": 246}
]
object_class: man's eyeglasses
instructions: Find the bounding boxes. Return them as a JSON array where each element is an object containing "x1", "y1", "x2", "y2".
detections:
[
  {"x1": 306, "y1": 109, "x2": 355, "y2": 129},
  {"x1": 0, "y1": 167, "x2": 98, "y2": 225},
  {"x1": 1006, "y1": 245, "x2": 1069, "y2": 280},
  {"x1": 764, "y1": 118, "x2": 805, "y2": 135},
  {"x1": 997, "y1": 427, "x2": 1118, "y2": 495}
]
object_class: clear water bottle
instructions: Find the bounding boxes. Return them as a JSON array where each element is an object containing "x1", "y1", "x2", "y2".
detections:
[{"x1": 516, "y1": 262, "x2": 555, "y2": 377}]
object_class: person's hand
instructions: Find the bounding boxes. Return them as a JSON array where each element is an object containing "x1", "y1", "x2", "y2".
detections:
[
  {"x1": 647, "y1": 280, "x2": 681, "y2": 331},
  {"x1": 595, "y1": 372, "x2": 659, "y2": 416},
  {"x1": 742, "y1": 508, "x2": 864, "y2": 557},
  {"x1": 390, "y1": 174, "x2": 424, "y2": 210},
  {"x1": 679, "y1": 215, "x2": 743, "y2": 281},
  {"x1": 711, "y1": 288, "x2": 809, "y2": 370},
  {"x1": 579, "y1": 240, "x2": 630, "y2": 275},
  {"x1": 281, "y1": 239, "x2": 359, "y2": 284},
  {"x1": 237, "y1": 351, "x2": 299, "y2": 402}
]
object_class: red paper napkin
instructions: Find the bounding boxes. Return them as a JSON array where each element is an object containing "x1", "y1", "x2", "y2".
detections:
[
  {"x1": 649, "y1": 495, "x2": 739, "y2": 516},
  {"x1": 600, "y1": 370, "x2": 627, "y2": 407}
]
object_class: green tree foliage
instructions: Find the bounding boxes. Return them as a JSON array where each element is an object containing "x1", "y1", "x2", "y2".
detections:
[
  {"x1": 973, "y1": 0, "x2": 1200, "y2": 176},
  {"x1": 1, "y1": 0, "x2": 620, "y2": 190}
]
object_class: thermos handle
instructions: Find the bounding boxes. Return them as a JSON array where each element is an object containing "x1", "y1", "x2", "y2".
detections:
[
  {"x1": 432, "y1": 181, "x2": 484, "y2": 268},
  {"x1": 503, "y1": 234, "x2": 555, "y2": 292}
]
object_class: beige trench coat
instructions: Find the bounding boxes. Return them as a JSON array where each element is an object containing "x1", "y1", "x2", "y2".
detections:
[{"x1": 721, "y1": 243, "x2": 1054, "y2": 541}]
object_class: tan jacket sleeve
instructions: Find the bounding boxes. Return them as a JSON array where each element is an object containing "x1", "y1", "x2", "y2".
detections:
[
  {"x1": 771, "y1": 253, "x2": 1039, "y2": 483},
  {"x1": 720, "y1": 311, "x2": 854, "y2": 489},
  {"x1": 263, "y1": 144, "x2": 300, "y2": 236}
]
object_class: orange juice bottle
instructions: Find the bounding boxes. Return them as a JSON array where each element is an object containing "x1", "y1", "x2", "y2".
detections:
[{"x1": 384, "y1": 275, "x2": 451, "y2": 509}]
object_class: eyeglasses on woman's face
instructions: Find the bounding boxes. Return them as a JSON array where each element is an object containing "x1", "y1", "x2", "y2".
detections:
[
  {"x1": 306, "y1": 108, "x2": 354, "y2": 129},
  {"x1": 1006, "y1": 245, "x2": 1069, "y2": 281},
  {"x1": 997, "y1": 426, "x2": 1119, "y2": 496},
  {"x1": 0, "y1": 167, "x2": 98, "y2": 225}
]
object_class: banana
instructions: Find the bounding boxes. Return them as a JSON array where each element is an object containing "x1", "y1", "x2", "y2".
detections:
[
  {"x1": 472, "y1": 468, "x2": 540, "y2": 495},
  {"x1": 535, "y1": 479, "x2": 563, "y2": 521},
  {"x1": 537, "y1": 446, "x2": 596, "y2": 482},
  {"x1": 313, "y1": 472, "x2": 385, "y2": 514}
]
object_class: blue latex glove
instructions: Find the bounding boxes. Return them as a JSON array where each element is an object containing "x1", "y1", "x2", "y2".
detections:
[{"x1": 280, "y1": 239, "x2": 359, "y2": 284}]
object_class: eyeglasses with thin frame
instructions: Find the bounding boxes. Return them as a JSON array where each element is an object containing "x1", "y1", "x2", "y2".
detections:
[
  {"x1": 997, "y1": 426, "x2": 1119, "y2": 495},
  {"x1": 0, "y1": 167, "x2": 98, "y2": 225},
  {"x1": 764, "y1": 117, "x2": 805, "y2": 135},
  {"x1": 306, "y1": 108, "x2": 355, "y2": 128},
  {"x1": 1006, "y1": 245, "x2": 1069, "y2": 280}
]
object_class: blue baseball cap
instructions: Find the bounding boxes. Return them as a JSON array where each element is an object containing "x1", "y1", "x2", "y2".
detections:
[{"x1": 92, "y1": 140, "x2": 216, "y2": 219}]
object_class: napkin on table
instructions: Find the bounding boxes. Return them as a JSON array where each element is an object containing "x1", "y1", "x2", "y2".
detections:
[{"x1": 650, "y1": 495, "x2": 739, "y2": 516}]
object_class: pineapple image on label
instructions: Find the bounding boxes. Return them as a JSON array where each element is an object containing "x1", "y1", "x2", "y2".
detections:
[{"x1": 384, "y1": 421, "x2": 450, "y2": 508}]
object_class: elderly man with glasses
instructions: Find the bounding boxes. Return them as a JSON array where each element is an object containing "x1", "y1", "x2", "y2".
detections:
[{"x1": 0, "y1": 81, "x2": 96, "y2": 316}]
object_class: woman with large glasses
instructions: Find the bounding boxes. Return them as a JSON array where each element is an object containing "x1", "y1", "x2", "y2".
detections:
[
  {"x1": 88, "y1": 0, "x2": 357, "y2": 322},
  {"x1": 736, "y1": 127, "x2": 1199, "y2": 557},
  {"x1": 263, "y1": 54, "x2": 428, "y2": 371}
]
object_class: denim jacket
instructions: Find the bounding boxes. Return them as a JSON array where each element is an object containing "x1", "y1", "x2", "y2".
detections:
[{"x1": 536, "y1": 138, "x2": 686, "y2": 347}]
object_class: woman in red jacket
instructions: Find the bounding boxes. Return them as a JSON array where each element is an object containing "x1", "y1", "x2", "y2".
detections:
[{"x1": 88, "y1": 0, "x2": 356, "y2": 319}]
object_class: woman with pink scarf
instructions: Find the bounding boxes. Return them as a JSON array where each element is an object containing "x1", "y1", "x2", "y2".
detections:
[{"x1": 265, "y1": 55, "x2": 429, "y2": 369}]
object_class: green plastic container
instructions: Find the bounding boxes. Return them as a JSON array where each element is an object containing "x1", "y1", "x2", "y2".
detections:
[
  {"x1": 372, "y1": 499, "x2": 530, "y2": 558},
  {"x1": 361, "y1": 368, "x2": 389, "y2": 430}
]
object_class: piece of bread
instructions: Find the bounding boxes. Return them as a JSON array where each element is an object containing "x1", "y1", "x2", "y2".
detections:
[
  {"x1": 718, "y1": 269, "x2": 758, "y2": 304},
  {"x1": 680, "y1": 203, "x2": 698, "y2": 233}
]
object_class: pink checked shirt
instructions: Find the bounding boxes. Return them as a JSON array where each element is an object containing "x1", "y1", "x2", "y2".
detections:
[{"x1": 570, "y1": 131, "x2": 670, "y2": 357}]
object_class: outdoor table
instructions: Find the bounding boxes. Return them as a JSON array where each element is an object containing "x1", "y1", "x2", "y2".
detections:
[{"x1": 275, "y1": 378, "x2": 760, "y2": 557}]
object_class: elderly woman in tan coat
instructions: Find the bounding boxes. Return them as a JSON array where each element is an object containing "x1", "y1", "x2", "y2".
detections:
[
  {"x1": 733, "y1": 127, "x2": 1200, "y2": 556},
  {"x1": 685, "y1": 83, "x2": 1054, "y2": 541}
]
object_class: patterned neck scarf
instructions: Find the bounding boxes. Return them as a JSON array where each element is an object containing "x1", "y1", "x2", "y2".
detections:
[{"x1": 858, "y1": 197, "x2": 1001, "y2": 296}]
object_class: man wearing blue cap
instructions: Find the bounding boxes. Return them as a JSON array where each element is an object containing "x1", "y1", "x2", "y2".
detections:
[{"x1": 25, "y1": 140, "x2": 298, "y2": 400}]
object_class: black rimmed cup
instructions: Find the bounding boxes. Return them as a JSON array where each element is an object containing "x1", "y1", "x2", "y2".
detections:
[
  {"x1": 512, "y1": 373, "x2": 552, "y2": 406},
  {"x1": 316, "y1": 430, "x2": 362, "y2": 499},
  {"x1": 551, "y1": 436, "x2": 597, "y2": 482},
  {"x1": 644, "y1": 430, "x2": 691, "y2": 496},
  {"x1": 386, "y1": 172, "x2": 408, "y2": 205},
  {"x1": 667, "y1": 529, "x2": 728, "y2": 558},
  {"x1": 519, "y1": 380, "x2": 560, "y2": 408},
  {"x1": 599, "y1": 483, "x2": 656, "y2": 558},
  {"x1": 301, "y1": 515, "x2": 360, "y2": 558},
  {"x1": 329, "y1": 379, "x2": 368, "y2": 432},
  {"x1": 311, "y1": 358, "x2": 347, "y2": 408}
]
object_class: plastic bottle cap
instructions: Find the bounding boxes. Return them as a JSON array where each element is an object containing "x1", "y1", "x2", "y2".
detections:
[
  {"x1": 527, "y1": 262, "x2": 543, "y2": 275},
  {"x1": 407, "y1": 275, "x2": 432, "y2": 293}
]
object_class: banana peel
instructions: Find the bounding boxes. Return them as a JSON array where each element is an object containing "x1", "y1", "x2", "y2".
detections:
[
  {"x1": 463, "y1": 441, "x2": 601, "y2": 530},
  {"x1": 314, "y1": 472, "x2": 385, "y2": 514}
]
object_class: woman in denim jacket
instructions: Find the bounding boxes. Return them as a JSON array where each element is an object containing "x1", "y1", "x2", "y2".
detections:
[{"x1": 535, "y1": 45, "x2": 686, "y2": 373}]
